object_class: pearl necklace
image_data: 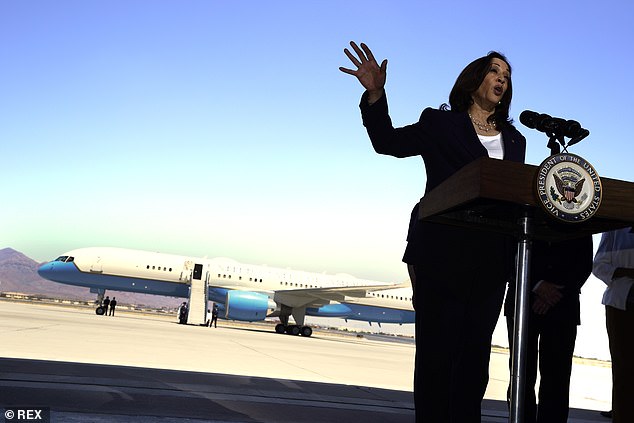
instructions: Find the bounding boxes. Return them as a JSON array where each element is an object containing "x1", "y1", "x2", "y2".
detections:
[{"x1": 468, "y1": 113, "x2": 496, "y2": 132}]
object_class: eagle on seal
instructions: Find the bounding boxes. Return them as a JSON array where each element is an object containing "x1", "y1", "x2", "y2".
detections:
[{"x1": 554, "y1": 175, "x2": 585, "y2": 203}]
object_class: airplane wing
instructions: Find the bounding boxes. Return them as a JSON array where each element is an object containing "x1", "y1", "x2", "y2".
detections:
[{"x1": 273, "y1": 282, "x2": 410, "y2": 308}]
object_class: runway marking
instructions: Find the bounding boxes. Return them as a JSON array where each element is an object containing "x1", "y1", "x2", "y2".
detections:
[
  {"x1": 0, "y1": 324, "x2": 61, "y2": 333},
  {"x1": 229, "y1": 340, "x2": 340, "y2": 383}
]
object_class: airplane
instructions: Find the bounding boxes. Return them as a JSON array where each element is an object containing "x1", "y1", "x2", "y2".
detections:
[{"x1": 37, "y1": 247, "x2": 415, "y2": 337}]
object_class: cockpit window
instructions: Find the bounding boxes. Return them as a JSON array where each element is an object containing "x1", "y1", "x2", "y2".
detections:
[{"x1": 54, "y1": 256, "x2": 74, "y2": 263}]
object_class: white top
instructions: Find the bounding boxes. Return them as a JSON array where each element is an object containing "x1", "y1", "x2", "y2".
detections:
[
  {"x1": 478, "y1": 133, "x2": 504, "y2": 160},
  {"x1": 592, "y1": 227, "x2": 634, "y2": 310}
]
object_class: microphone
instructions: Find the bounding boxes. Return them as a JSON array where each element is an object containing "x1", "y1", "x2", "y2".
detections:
[
  {"x1": 568, "y1": 128, "x2": 590, "y2": 147},
  {"x1": 519, "y1": 110, "x2": 546, "y2": 130},
  {"x1": 519, "y1": 110, "x2": 588, "y2": 140}
]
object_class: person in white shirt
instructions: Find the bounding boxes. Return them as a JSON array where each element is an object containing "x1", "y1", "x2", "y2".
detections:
[{"x1": 592, "y1": 227, "x2": 634, "y2": 423}]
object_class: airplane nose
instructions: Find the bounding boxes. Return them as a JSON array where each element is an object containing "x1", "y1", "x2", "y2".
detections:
[{"x1": 37, "y1": 262, "x2": 54, "y2": 278}]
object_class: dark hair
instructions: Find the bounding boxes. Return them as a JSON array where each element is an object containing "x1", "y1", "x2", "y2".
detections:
[{"x1": 441, "y1": 51, "x2": 513, "y2": 128}]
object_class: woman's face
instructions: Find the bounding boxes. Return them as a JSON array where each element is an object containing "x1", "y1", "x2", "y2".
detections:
[{"x1": 473, "y1": 57, "x2": 510, "y2": 110}]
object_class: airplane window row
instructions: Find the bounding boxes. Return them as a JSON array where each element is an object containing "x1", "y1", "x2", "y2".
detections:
[
  {"x1": 218, "y1": 274, "x2": 263, "y2": 283},
  {"x1": 54, "y1": 256, "x2": 75, "y2": 263},
  {"x1": 370, "y1": 292, "x2": 410, "y2": 301},
  {"x1": 280, "y1": 281, "x2": 318, "y2": 288},
  {"x1": 146, "y1": 265, "x2": 173, "y2": 272}
]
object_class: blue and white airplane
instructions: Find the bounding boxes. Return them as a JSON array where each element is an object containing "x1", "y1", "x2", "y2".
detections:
[{"x1": 37, "y1": 247, "x2": 415, "y2": 337}]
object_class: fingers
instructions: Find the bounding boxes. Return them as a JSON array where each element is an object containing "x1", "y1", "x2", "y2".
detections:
[
  {"x1": 547, "y1": 287, "x2": 563, "y2": 303},
  {"x1": 380, "y1": 59, "x2": 388, "y2": 73},
  {"x1": 541, "y1": 292, "x2": 562, "y2": 307},
  {"x1": 349, "y1": 41, "x2": 367, "y2": 63},
  {"x1": 344, "y1": 41, "x2": 377, "y2": 66},
  {"x1": 532, "y1": 298, "x2": 550, "y2": 315},
  {"x1": 343, "y1": 46, "x2": 362, "y2": 68},
  {"x1": 534, "y1": 284, "x2": 562, "y2": 307},
  {"x1": 360, "y1": 42, "x2": 376, "y2": 63},
  {"x1": 340, "y1": 41, "x2": 387, "y2": 91},
  {"x1": 535, "y1": 281, "x2": 563, "y2": 302},
  {"x1": 338, "y1": 66, "x2": 357, "y2": 75}
]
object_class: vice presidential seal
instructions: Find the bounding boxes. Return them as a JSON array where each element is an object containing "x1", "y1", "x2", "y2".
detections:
[{"x1": 535, "y1": 154, "x2": 602, "y2": 222}]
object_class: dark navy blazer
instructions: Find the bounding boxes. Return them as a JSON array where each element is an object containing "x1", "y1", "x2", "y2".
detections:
[{"x1": 360, "y1": 92, "x2": 527, "y2": 278}]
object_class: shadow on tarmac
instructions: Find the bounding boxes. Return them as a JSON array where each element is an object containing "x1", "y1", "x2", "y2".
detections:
[
  {"x1": 0, "y1": 357, "x2": 612, "y2": 422},
  {"x1": 0, "y1": 357, "x2": 414, "y2": 423}
]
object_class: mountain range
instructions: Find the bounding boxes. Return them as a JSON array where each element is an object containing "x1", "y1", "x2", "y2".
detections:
[{"x1": 0, "y1": 247, "x2": 182, "y2": 308}]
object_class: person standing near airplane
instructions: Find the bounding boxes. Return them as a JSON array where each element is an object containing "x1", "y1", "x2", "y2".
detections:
[
  {"x1": 178, "y1": 302, "x2": 188, "y2": 324},
  {"x1": 504, "y1": 236, "x2": 593, "y2": 422},
  {"x1": 340, "y1": 42, "x2": 526, "y2": 422},
  {"x1": 210, "y1": 304, "x2": 219, "y2": 328},
  {"x1": 102, "y1": 296, "x2": 110, "y2": 316},
  {"x1": 109, "y1": 297, "x2": 117, "y2": 316},
  {"x1": 593, "y1": 227, "x2": 634, "y2": 423}
]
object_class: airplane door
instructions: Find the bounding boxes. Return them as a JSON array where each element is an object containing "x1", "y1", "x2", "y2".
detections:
[{"x1": 193, "y1": 263, "x2": 203, "y2": 280}]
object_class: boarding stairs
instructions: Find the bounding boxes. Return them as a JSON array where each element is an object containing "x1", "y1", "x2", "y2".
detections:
[{"x1": 187, "y1": 263, "x2": 208, "y2": 325}]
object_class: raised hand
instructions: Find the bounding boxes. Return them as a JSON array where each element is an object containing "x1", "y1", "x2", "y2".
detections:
[{"x1": 339, "y1": 41, "x2": 387, "y2": 102}]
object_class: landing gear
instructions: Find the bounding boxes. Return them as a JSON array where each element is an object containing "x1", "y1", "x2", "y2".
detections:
[
  {"x1": 92, "y1": 288, "x2": 106, "y2": 315},
  {"x1": 274, "y1": 323, "x2": 313, "y2": 337},
  {"x1": 276, "y1": 306, "x2": 312, "y2": 336},
  {"x1": 286, "y1": 325, "x2": 300, "y2": 336}
]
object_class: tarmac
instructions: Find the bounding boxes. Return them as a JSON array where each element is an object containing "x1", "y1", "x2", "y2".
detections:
[{"x1": 0, "y1": 299, "x2": 613, "y2": 422}]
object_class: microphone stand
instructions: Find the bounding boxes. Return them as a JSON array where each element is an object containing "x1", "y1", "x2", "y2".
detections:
[
  {"x1": 546, "y1": 126, "x2": 589, "y2": 155},
  {"x1": 510, "y1": 209, "x2": 533, "y2": 423},
  {"x1": 547, "y1": 134, "x2": 560, "y2": 155},
  {"x1": 546, "y1": 131, "x2": 567, "y2": 155},
  {"x1": 511, "y1": 122, "x2": 589, "y2": 422},
  {"x1": 512, "y1": 110, "x2": 590, "y2": 422},
  {"x1": 512, "y1": 128, "x2": 562, "y2": 423}
]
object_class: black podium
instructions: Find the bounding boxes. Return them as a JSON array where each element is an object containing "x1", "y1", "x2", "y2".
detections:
[{"x1": 417, "y1": 157, "x2": 634, "y2": 423}]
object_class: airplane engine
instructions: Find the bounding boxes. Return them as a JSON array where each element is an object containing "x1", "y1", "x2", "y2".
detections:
[
  {"x1": 225, "y1": 291, "x2": 275, "y2": 322},
  {"x1": 306, "y1": 303, "x2": 353, "y2": 318}
]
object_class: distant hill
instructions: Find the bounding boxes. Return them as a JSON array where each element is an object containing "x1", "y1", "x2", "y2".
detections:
[{"x1": 0, "y1": 247, "x2": 182, "y2": 308}]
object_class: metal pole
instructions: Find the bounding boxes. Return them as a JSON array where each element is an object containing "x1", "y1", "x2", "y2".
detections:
[{"x1": 509, "y1": 211, "x2": 533, "y2": 423}]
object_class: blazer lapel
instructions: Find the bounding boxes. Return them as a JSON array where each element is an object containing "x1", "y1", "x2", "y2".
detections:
[
  {"x1": 501, "y1": 126, "x2": 523, "y2": 162},
  {"x1": 451, "y1": 112, "x2": 489, "y2": 159},
  {"x1": 450, "y1": 113, "x2": 524, "y2": 163}
]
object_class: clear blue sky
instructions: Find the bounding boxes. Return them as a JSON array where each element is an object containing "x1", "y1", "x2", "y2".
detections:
[
  {"x1": 2, "y1": 1, "x2": 633, "y2": 282},
  {"x1": 2, "y1": 0, "x2": 632, "y2": 359}
]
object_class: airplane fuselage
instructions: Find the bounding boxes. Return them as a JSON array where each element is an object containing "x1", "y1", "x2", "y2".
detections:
[{"x1": 38, "y1": 247, "x2": 415, "y2": 332}]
